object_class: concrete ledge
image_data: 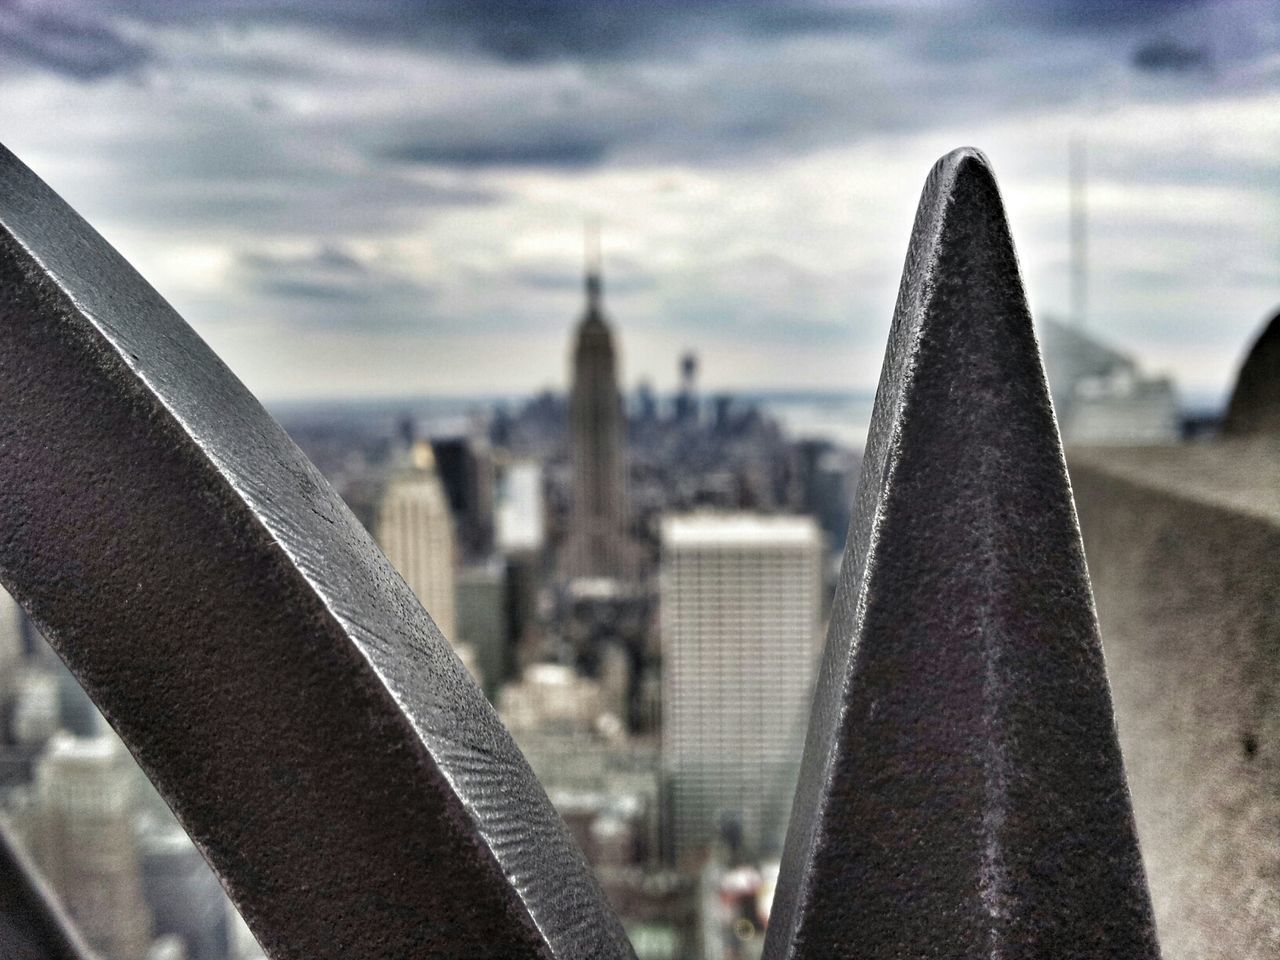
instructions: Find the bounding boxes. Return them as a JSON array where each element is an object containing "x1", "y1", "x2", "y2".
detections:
[{"x1": 1070, "y1": 443, "x2": 1280, "y2": 960}]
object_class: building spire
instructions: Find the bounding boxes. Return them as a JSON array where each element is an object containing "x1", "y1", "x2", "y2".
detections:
[
  {"x1": 585, "y1": 217, "x2": 602, "y2": 308},
  {"x1": 1069, "y1": 133, "x2": 1087, "y2": 328}
]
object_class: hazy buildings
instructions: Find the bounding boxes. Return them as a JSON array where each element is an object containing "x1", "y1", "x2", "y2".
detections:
[
  {"x1": 564, "y1": 236, "x2": 634, "y2": 581},
  {"x1": 499, "y1": 663, "x2": 660, "y2": 866},
  {"x1": 456, "y1": 560, "x2": 510, "y2": 697},
  {"x1": 10, "y1": 671, "x2": 60, "y2": 747},
  {"x1": 25, "y1": 733, "x2": 154, "y2": 960},
  {"x1": 376, "y1": 440, "x2": 458, "y2": 642},
  {"x1": 1039, "y1": 318, "x2": 1179, "y2": 444},
  {"x1": 660, "y1": 513, "x2": 822, "y2": 863},
  {"x1": 496, "y1": 460, "x2": 545, "y2": 555},
  {"x1": 0, "y1": 587, "x2": 23, "y2": 703},
  {"x1": 137, "y1": 814, "x2": 231, "y2": 960}
]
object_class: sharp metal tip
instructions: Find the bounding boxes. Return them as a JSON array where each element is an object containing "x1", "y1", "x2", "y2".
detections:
[{"x1": 765, "y1": 151, "x2": 1160, "y2": 960}]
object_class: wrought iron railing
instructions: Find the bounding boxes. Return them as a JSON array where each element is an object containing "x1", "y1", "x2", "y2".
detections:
[{"x1": 0, "y1": 145, "x2": 1165, "y2": 959}]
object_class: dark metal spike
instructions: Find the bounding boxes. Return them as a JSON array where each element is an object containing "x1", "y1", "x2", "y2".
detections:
[
  {"x1": 1223, "y1": 308, "x2": 1280, "y2": 436},
  {"x1": 764, "y1": 148, "x2": 1161, "y2": 960},
  {"x1": 0, "y1": 823, "x2": 95, "y2": 960},
  {"x1": 0, "y1": 144, "x2": 634, "y2": 960}
]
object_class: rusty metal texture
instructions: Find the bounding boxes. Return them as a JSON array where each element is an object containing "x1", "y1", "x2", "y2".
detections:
[
  {"x1": 0, "y1": 144, "x2": 634, "y2": 960},
  {"x1": 0, "y1": 823, "x2": 94, "y2": 960},
  {"x1": 764, "y1": 149, "x2": 1161, "y2": 960}
]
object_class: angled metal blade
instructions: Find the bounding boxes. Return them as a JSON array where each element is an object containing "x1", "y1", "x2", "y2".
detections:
[
  {"x1": 0, "y1": 144, "x2": 633, "y2": 960},
  {"x1": 764, "y1": 149, "x2": 1161, "y2": 960},
  {"x1": 0, "y1": 823, "x2": 94, "y2": 960}
]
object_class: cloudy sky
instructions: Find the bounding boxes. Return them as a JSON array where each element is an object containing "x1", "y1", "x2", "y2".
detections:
[{"x1": 0, "y1": 0, "x2": 1276, "y2": 403}]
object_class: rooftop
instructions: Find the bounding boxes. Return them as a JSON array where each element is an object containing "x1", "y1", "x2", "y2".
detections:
[{"x1": 660, "y1": 512, "x2": 820, "y2": 548}]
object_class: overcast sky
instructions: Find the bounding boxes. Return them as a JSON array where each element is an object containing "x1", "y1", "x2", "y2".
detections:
[{"x1": 0, "y1": 0, "x2": 1276, "y2": 402}]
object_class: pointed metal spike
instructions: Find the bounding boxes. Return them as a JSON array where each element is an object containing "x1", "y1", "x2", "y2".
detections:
[
  {"x1": 764, "y1": 149, "x2": 1161, "y2": 960},
  {"x1": 0, "y1": 824, "x2": 94, "y2": 960},
  {"x1": 0, "y1": 143, "x2": 633, "y2": 960}
]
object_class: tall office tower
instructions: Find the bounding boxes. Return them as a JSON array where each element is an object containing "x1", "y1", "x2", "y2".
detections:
[
  {"x1": 674, "y1": 352, "x2": 699, "y2": 425},
  {"x1": 376, "y1": 441, "x2": 458, "y2": 642},
  {"x1": 456, "y1": 560, "x2": 510, "y2": 697},
  {"x1": 28, "y1": 732, "x2": 154, "y2": 960},
  {"x1": 431, "y1": 432, "x2": 496, "y2": 562},
  {"x1": 660, "y1": 513, "x2": 822, "y2": 863},
  {"x1": 564, "y1": 228, "x2": 633, "y2": 580}
]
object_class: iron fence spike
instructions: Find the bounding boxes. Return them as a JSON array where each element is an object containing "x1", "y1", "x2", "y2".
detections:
[
  {"x1": 764, "y1": 148, "x2": 1161, "y2": 960},
  {"x1": 0, "y1": 143, "x2": 634, "y2": 960}
]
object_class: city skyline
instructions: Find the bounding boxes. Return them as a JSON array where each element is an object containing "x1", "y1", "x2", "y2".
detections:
[
  {"x1": 0, "y1": 114, "x2": 1274, "y2": 957},
  {"x1": 0, "y1": 1, "x2": 1274, "y2": 402}
]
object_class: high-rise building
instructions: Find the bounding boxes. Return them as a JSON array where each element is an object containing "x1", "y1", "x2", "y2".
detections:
[
  {"x1": 659, "y1": 513, "x2": 822, "y2": 863},
  {"x1": 1039, "y1": 318, "x2": 1178, "y2": 444},
  {"x1": 674, "y1": 352, "x2": 699, "y2": 425},
  {"x1": 376, "y1": 441, "x2": 458, "y2": 642},
  {"x1": 431, "y1": 432, "x2": 495, "y2": 562},
  {"x1": 456, "y1": 560, "x2": 511, "y2": 697},
  {"x1": 564, "y1": 229, "x2": 634, "y2": 580},
  {"x1": 496, "y1": 460, "x2": 545, "y2": 556},
  {"x1": 26, "y1": 732, "x2": 154, "y2": 960},
  {"x1": 11, "y1": 670, "x2": 60, "y2": 746}
]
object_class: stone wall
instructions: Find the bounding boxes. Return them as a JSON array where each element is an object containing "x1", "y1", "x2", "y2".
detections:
[{"x1": 1071, "y1": 443, "x2": 1280, "y2": 960}]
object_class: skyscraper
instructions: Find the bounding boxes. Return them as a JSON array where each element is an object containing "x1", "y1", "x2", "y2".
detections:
[
  {"x1": 674, "y1": 352, "x2": 699, "y2": 425},
  {"x1": 564, "y1": 227, "x2": 633, "y2": 580},
  {"x1": 376, "y1": 441, "x2": 458, "y2": 642},
  {"x1": 0, "y1": 586, "x2": 23, "y2": 707},
  {"x1": 431, "y1": 432, "x2": 495, "y2": 562},
  {"x1": 659, "y1": 513, "x2": 822, "y2": 863},
  {"x1": 25, "y1": 733, "x2": 154, "y2": 960}
]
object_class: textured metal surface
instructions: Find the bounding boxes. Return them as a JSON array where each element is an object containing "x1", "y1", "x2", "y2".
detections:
[
  {"x1": 0, "y1": 144, "x2": 633, "y2": 960},
  {"x1": 764, "y1": 149, "x2": 1161, "y2": 960},
  {"x1": 1223, "y1": 309, "x2": 1280, "y2": 436},
  {"x1": 0, "y1": 823, "x2": 94, "y2": 960}
]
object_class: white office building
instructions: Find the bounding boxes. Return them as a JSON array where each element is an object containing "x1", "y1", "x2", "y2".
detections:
[
  {"x1": 660, "y1": 513, "x2": 822, "y2": 863},
  {"x1": 496, "y1": 460, "x2": 546, "y2": 555},
  {"x1": 26, "y1": 733, "x2": 154, "y2": 960},
  {"x1": 376, "y1": 441, "x2": 458, "y2": 643}
]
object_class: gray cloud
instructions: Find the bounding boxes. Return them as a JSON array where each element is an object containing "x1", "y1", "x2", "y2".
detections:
[
  {"x1": 235, "y1": 244, "x2": 435, "y2": 332},
  {"x1": 1132, "y1": 37, "x2": 1209, "y2": 73},
  {"x1": 0, "y1": 1, "x2": 151, "y2": 80},
  {"x1": 382, "y1": 131, "x2": 612, "y2": 169},
  {"x1": 0, "y1": 0, "x2": 1216, "y2": 83},
  {"x1": 0, "y1": 0, "x2": 1273, "y2": 400}
]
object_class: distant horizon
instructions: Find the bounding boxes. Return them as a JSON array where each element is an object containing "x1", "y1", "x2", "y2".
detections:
[{"x1": 264, "y1": 382, "x2": 1231, "y2": 415}]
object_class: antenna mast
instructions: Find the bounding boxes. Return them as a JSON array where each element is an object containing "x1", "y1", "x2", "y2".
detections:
[
  {"x1": 1069, "y1": 134, "x2": 1088, "y2": 328},
  {"x1": 585, "y1": 218, "x2": 602, "y2": 304}
]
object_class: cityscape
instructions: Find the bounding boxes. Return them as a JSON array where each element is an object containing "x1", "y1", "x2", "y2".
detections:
[
  {"x1": 0, "y1": 2, "x2": 1275, "y2": 958},
  {"x1": 0, "y1": 222, "x2": 1200, "y2": 959}
]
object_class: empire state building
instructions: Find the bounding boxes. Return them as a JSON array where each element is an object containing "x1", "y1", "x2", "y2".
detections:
[{"x1": 564, "y1": 232, "x2": 633, "y2": 580}]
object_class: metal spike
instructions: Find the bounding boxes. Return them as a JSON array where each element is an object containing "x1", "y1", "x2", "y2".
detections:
[
  {"x1": 1223, "y1": 309, "x2": 1280, "y2": 436},
  {"x1": 0, "y1": 144, "x2": 633, "y2": 960},
  {"x1": 0, "y1": 823, "x2": 94, "y2": 960},
  {"x1": 764, "y1": 149, "x2": 1161, "y2": 960}
]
